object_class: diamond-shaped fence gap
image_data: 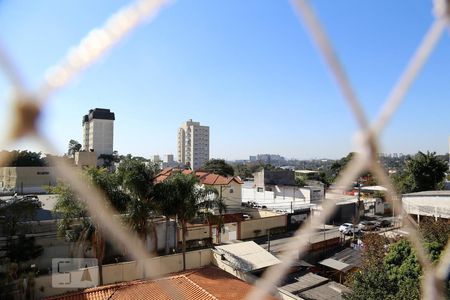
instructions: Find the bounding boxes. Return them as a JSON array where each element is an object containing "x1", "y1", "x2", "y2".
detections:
[
  {"x1": 371, "y1": 18, "x2": 447, "y2": 136},
  {"x1": 245, "y1": 153, "x2": 372, "y2": 300},
  {"x1": 37, "y1": 137, "x2": 188, "y2": 300},
  {"x1": 290, "y1": 0, "x2": 370, "y2": 131}
]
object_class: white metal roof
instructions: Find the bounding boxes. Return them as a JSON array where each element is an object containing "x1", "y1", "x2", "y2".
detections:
[
  {"x1": 319, "y1": 259, "x2": 350, "y2": 271},
  {"x1": 360, "y1": 185, "x2": 388, "y2": 192},
  {"x1": 215, "y1": 241, "x2": 280, "y2": 272}
]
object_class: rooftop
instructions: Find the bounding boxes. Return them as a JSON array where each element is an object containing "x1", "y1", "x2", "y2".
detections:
[
  {"x1": 215, "y1": 241, "x2": 280, "y2": 272},
  {"x1": 154, "y1": 168, "x2": 243, "y2": 185},
  {"x1": 46, "y1": 266, "x2": 277, "y2": 300},
  {"x1": 403, "y1": 190, "x2": 450, "y2": 197},
  {"x1": 82, "y1": 108, "x2": 115, "y2": 124},
  {"x1": 318, "y1": 248, "x2": 362, "y2": 273},
  {"x1": 279, "y1": 272, "x2": 350, "y2": 300}
]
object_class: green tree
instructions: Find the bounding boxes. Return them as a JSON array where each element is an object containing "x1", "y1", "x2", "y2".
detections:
[
  {"x1": 318, "y1": 171, "x2": 332, "y2": 187},
  {"x1": 295, "y1": 175, "x2": 307, "y2": 187},
  {"x1": 420, "y1": 218, "x2": 450, "y2": 262},
  {"x1": 0, "y1": 196, "x2": 41, "y2": 237},
  {"x1": 67, "y1": 139, "x2": 82, "y2": 157},
  {"x1": 345, "y1": 238, "x2": 421, "y2": 300},
  {"x1": 384, "y1": 239, "x2": 421, "y2": 299},
  {"x1": 201, "y1": 159, "x2": 234, "y2": 176},
  {"x1": 233, "y1": 163, "x2": 252, "y2": 179},
  {"x1": 51, "y1": 168, "x2": 127, "y2": 285},
  {"x1": 330, "y1": 152, "x2": 354, "y2": 181},
  {"x1": 0, "y1": 150, "x2": 47, "y2": 167},
  {"x1": 161, "y1": 173, "x2": 219, "y2": 270},
  {"x1": 394, "y1": 151, "x2": 447, "y2": 193},
  {"x1": 154, "y1": 182, "x2": 176, "y2": 255},
  {"x1": 98, "y1": 151, "x2": 120, "y2": 168},
  {"x1": 117, "y1": 157, "x2": 158, "y2": 248},
  {"x1": 0, "y1": 196, "x2": 43, "y2": 265}
]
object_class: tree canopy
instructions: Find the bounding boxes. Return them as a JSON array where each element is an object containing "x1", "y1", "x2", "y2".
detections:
[
  {"x1": 345, "y1": 220, "x2": 450, "y2": 299},
  {"x1": 393, "y1": 151, "x2": 448, "y2": 193},
  {"x1": 67, "y1": 139, "x2": 82, "y2": 157},
  {"x1": 0, "y1": 150, "x2": 47, "y2": 167},
  {"x1": 157, "y1": 173, "x2": 221, "y2": 269},
  {"x1": 201, "y1": 159, "x2": 234, "y2": 176}
]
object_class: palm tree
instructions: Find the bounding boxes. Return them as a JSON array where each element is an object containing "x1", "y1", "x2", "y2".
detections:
[
  {"x1": 154, "y1": 182, "x2": 176, "y2": 255},
  {"x1": 161, "y1": 173, "x2": 221, "y2": 270},
  {"x1": 52, "y1": 168, "x2": 127, "y2": 285},
  {"x1": 116, "y1": 157, "x2": 159, "y2": 250},
  {"x1": 52, "y1": 183, "x2": 107, "y2": 284}
]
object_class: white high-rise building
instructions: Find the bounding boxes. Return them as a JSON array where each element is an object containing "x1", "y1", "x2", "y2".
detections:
[
  {"x1": 82, "y1": 108, "x2": 115, "y2": 157},
  {"x1": 177, "y1": 119, "x2": 209, "y2": 170}
]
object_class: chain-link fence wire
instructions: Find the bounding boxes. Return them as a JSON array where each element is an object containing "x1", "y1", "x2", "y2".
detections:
[{"x1": 0, "y1": 0, "x2": 449, "y2": 299}]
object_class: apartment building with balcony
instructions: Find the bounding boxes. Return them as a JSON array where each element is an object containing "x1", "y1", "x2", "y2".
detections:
[{"x1": 177, "y1": 119, "x2": 209, "y2": 170}]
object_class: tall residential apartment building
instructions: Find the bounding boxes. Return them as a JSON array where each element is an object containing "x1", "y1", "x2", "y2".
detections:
[
  {"x1": 177, "y1": 119, "x2": 209, "y2": 170},
  {"x1": 82, "y1": 108, "x2": 115, "y2": 157}
]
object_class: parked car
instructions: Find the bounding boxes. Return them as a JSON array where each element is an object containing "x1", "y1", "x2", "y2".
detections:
[
  {"x1": 339, "y1": 223, "x2": 361, "y2": 235},
  {"x1": 358, "y1": 221, "x2": 377, "y2": 231},
  {"x1": 375, "y1": 219, "x2": 391, "y2": 228}
]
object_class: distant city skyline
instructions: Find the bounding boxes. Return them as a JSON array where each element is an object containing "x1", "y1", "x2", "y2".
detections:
[{"x1": 0, "y1": 1, "x2": 449, "y2": 160}]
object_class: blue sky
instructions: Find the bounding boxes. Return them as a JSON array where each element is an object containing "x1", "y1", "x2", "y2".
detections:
[{"x1": 0, "y1": 0, "x2": 449, "y2": 160}]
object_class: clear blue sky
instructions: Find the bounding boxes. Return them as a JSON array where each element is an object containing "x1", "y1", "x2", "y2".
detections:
[{"x1": 0, "y1": 0, "x2": 449, "y2": 160}]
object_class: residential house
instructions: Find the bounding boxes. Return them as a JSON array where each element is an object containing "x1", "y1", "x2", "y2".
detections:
[
  {"x1": 45, "y1": 265, "x2": 278, "y2": 300},
  {"x1": 154, "y1": 168, "x2": 244, "y2": 213}
]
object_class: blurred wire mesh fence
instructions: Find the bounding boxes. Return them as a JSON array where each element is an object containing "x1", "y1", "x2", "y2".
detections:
[{"x1": 0, "y1": 0, "x2": 449, "y2": 299}]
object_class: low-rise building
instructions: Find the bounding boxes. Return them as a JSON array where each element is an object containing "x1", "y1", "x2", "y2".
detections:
[
  {"x1": 154, "y1": 168, "x2": 244, "y2": 212},
  {"x1": 74, "y1": 151, "x2": 97, "y2": 169},
  {"x1": 402, "y1": 190, "x2": 450, "y2": 222},
  {"x1": 213, "y1": 241, "x2": 280, "y2": 281},
  {"x1": 0, "y1": 166, "x2": 57, "y2": 193},
  {"x1": 278, "y1": 272, "x2": 350, "y2": 300}
]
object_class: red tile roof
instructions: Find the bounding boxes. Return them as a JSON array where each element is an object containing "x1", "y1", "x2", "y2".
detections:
[
  {"x1": 45, "y1": 266, "x2": 277, "y2": 300},
  {"x1": 153, "y1": 169, "x2": 243, "y2": 186}
]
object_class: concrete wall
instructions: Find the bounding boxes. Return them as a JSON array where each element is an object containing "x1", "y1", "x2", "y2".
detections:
[
  {"x1": 34, "y1": 249, "x2": 212, "y2": 299},
  {"x1": 240, "y1": 215, "x2": 287, "y2": 239},
  {"x1": 74, "y1": 151, "x2": 97, "y2": 169},
  {"x1": 33, "y1": 234, "x2": 72, "y2": 270},
  {"x1": 211, "y1": 223, "x2": 238, "y2": 244},
  {"x1": 148, "y1": 219, "x2": 177, "y2": 252},
  {"x1": 253, "y1": 169, "x2": 296, "y2": 188},
  {"x1": 181, "y1": 224, "x2": 210, "y2": 241},
  {"x1": 242, "y1": 187, "x2": 314, "y2": 212},
  {"x1": 219, "y1": 181, "x2": 242, "y2": 212},
  {"x1": 0, "y1": 167, "x2": 57, "y2": 193}
]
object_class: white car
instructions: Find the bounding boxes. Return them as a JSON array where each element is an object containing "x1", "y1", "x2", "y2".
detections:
[{"x1": 339, "y1": 223, "x2": 361, "y2": 235}]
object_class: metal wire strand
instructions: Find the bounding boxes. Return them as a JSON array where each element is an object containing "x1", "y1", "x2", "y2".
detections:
[
  {"x1": 0, "y1": 42, "x2": 27, "y2": 91},
  {"x1": 0, "y1": 0, "x2": 448, "y2": 299},
  {"x1": 37, "y1": 0, "x2": 168, "y2": 103},
  {"x1": 371, "y1": 18, "x2": 447, "y2": 136},
  {"x1": 290, "y1": 0, "x2": 369, "y2": 131},
  {"x1": 36, "y1": 136, "x2": 187, "y2": 300},
  {"x1": 245, "y1": 154, "x2": 371, "y2": 300}
]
